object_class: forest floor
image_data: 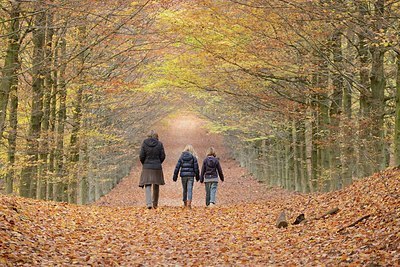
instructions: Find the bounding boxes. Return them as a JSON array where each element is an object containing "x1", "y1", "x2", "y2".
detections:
[{"x1": 1, "y1": 114, "x2": 399, "y2": 266}]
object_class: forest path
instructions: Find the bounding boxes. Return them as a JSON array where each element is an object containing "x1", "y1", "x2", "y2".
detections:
[
  {"x1": 1, "y1": 114, "x2": 398, "y2": 266},
  {"x1": 95, "y1": 113, "x2": 278, "y2": 208}
]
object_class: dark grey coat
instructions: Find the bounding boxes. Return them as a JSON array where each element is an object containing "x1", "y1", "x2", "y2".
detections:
[
  {"x1": 138, "y1": 138, "x2": 166, "y2": 187},
  {"x1": 139, "y1": 138, "x2": 166, "y2": 169}
]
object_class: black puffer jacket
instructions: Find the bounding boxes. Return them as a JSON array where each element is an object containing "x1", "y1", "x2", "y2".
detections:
[
  {"x1": 173, "y1": 151, "x2": 200, "y2": 181},
  {"x1": 139, "y1": 138, "x2": 166, "y2": 169}
]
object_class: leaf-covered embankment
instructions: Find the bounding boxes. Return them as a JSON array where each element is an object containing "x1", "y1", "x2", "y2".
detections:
[{"x1": 1, "y1": 168, "x2": 399, "y2": 266}]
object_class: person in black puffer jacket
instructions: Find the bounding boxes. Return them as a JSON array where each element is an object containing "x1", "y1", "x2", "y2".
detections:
[
  {"x1": 173, "y1": 144, "x2": 200, "y2": 208},
  {"x1": 139, "y1": 130, "x2": 166, "y2": 209}
]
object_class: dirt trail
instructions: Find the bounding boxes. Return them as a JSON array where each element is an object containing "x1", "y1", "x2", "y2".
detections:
[
  {"x1": 2, "y1": 113, "x2": 398, "y2": 266},
  {"x1": 96, "y1": 113, "x2": 277, "y2": 207}
]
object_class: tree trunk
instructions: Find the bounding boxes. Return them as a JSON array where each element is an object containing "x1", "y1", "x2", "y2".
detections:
[
  {"x1": 395, "y1": 49, "x2": 400, "y2": 166},
  {"x1": 369, "y1": 0, "x2": 386, "y2": 171},
  {"x1": 330, "y1": 30, "x2": 343, "y2": 189},
  {"x1": 48, "y1": 32, "x2": 59, "y2": 200},
  {"x1": 357, "y1": 1, "x2": 372, "y2": 178},
  {"x1": 2, "y1": 2, "x2": 21, "y2": 194},
  {"x1": 46, "y1": 47, "x2": 59, "y2": 199},
  {"x1": 69, "y1": 25, "x2": 87, "y2": 203},
  {"x1": 0, "y1": 1, "x2": 21, "y2": 142},
  {"x1": 298, "y1": 120, "x2": 309, "y2": 192},
  {"x1": 305, "y1": 103, "x2": 316, "y2": 192},
  {"x1": 38, "y1": 8, "x2": 55, "y2": 200},
  {"x1": 54, "y1": 27, "x2": 67, "y2": 202},
  {"x1": 292, "y1": 119, "x2": 300, "y2": 191},
  {"x1": 310, "y1": 100, "x2": 319, "y2": 192},
  {"x1": 287, "y1": 126, "x2": 295, "y2": 190},
  {"x1": 6, "y1": 72, "x2": 19, "y2": 194},
  {"x1": 319, "y1": 95, "x2": 330, "y2": 191},
  {"x1": 20, "y1": 3, "x2": 46, "y2": 198}
]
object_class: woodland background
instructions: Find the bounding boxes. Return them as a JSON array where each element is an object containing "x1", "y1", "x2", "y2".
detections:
[{"x1": 0, "y1": 0, "x2": 400, "y2": 203}]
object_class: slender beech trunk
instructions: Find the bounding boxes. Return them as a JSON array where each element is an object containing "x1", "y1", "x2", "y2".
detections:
[
  {"x1": 298, "y1": 120, "x2": 308, "y2": 192},
  {"x1": 48, "y1": 36, "x2": 59, "y2": 200},
  {"x1": 313, "y1": 50, "x2": 330, "y2": 191},
  {"x1": 342, "y1": 77, "x2": 354, "y2": 186},
  {"x1": 319, "y1": 95, "x2": 330, "y2": 191},
  {"x1": 6, "y1": 73, "x2": 18, "y2": 194},
  {"x1": 38, "y1": 9, "x2": 55, "y2": 200},
  {"x1": 20, "y1": 3, "x2": 46, "y2": 198},
  {"x1": 284, "y1": 140, "x2": 290, "y2": 189},
  {"x1": 54, "y1": 27, "x2": 67, "y2": 202},
  {"x1": 292, "y1": 119, "x2": 300, "y2": 191},
  {"x1": 0, "y1": 1, "x2": 21, "y2": 143},
  {"x1": 369, "y1": 0, "x2": 386, "y2": 171},
  {"x1": 330, "y1": 30, "x2": 344, "y2": 189},
  {"x1": 395, "y1": 50, "x2": 400, "y2": 166},
  {"x1": 310, "y1": 99, "x2": 319, "y2": 191},
  {"x1": 305, "y1": 102, "x2": 316, "y2": 192},
  {"x1": 2, "y1": 2, "x2": 21, "y2": 194},
  {"x1": 357, "y1": 1, "x2": 372, "y2": 177},
  {"x1": 69, "y1": 25, "x2": 87, "y2": 203},
  {"x1": 286, "y1": 125, "x2": 295, "y2": 190}
]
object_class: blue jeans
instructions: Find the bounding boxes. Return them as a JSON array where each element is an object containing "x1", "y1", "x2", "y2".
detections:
[
  {"x1": 181, "y1": 177, "x2": 194, "y2": 201},
  {"x1": 205, "y1": 182, "x2": 218, "y2": 206}
]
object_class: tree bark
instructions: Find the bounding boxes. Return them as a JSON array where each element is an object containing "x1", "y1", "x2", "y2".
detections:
[
  {"x1": 357, "y1": 1, "x2": 372, "y2": 178},
  {"x1": 0, "y1": 1, "x2": 21, "y2": 142},
  {"x1": 38, "y1": 8, "x2": 55, "y2": 200},
  {"x1": 69, "y1": 25, "x2": 87, "y2": 203},
  {"x1": 395, "y1": 50, "x2": 400, "y2": 166},
  {"x1": 317, "y1": 207, "x2": 339, "y2": 220},
  {"x1": 330, "y1": 30, "x2": 344, "y2": 189},
  {"x1": 54, "y1": 27, "x2": 67, "y2": 202},
  {"x1": 47, "y1": 43, "x2": 58, "y2": 200},
  {"x1": 292, "y1": 119, "x2": 300, "y2": 191},
  {"x1": 20, "y1": 2, "x2": 46, "y2": 198},
  {"x1": 276, "y1": 211, "x2": 288, "y2": 228},
  {"x1": 369, "y1": 0, "x2": 387, "y2": 171},
  {"x1": 2, "y1": 2, "x2": 21, "y2": 194},
  {"x1": 6, "y1": 71, "x2": 19, "y2": 194},
  {"x1": 298, "y1": 120, "x2": 309, "y2": 192}
]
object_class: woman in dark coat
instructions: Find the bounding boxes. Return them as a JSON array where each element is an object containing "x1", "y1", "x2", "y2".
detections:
[{"x1": 139, "y1": 130, "x2": 166, "y2": 209}]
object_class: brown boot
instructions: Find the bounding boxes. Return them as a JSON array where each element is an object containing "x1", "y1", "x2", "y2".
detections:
[
  {"x1": 187, "y1": 200, "x2": 192, "y2": 209},
  {"x1": 183, "y1": 201, "x2": 187, "y2": 207}
]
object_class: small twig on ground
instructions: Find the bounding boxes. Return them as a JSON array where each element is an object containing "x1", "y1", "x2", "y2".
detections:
[{"x1": 337, "y1": 214, "x2": 372, "y2": 233}]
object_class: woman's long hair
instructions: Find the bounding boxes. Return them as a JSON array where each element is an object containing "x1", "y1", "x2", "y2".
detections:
[{"x1": 184, "y1": 144, "x2": 197, "y2": 158}]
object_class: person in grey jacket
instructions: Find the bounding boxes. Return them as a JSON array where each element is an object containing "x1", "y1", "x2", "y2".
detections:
[
  {"x1": 200, "y1": 147, "x2": 224, "y2": 207},
  {"x1": 139, "y1": 130, "x2": 166, "y2": 209},
  {"x1": 173, "y1": 145, "x2": 200, "y2": 208}
]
